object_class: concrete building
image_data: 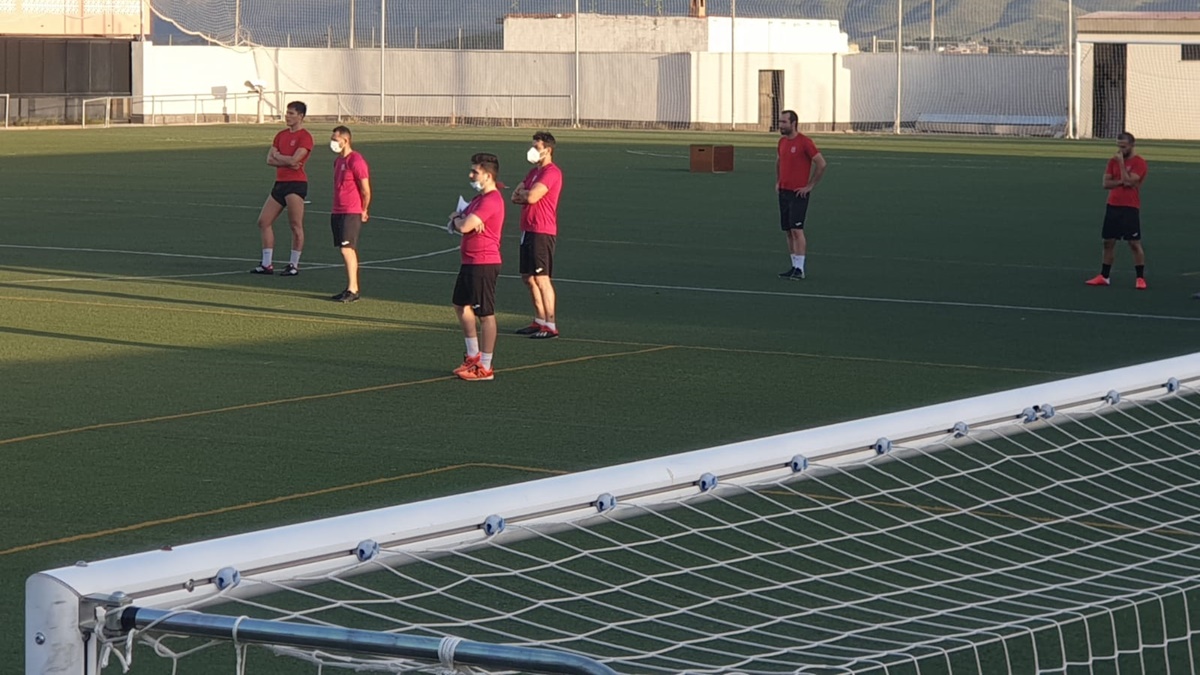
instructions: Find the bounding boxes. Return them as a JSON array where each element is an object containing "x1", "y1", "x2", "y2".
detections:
[{"x1": 1076, "y1": 12, "x2": 1200, "y2": 140}]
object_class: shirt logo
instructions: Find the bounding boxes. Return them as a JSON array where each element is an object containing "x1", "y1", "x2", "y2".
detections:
[{"x1": 791, "y1": 147, "x2": 797, "y2": 154}]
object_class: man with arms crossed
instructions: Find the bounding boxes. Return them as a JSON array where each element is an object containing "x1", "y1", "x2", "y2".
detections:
[
  {"x1": 512, "y1": 131, "x2": 563, "y2": 339},
  {"x1": 449, "y1": 153, "x2": 505, "y2": 382},
  {"x1": 329, "y1": 126, "x2": 371, "y2": 303},
  {"x1": 776, "y1": 110, "x2": 827, "y2": 280},
  {"x1": 1086, "y1": 132, "x2": 1148, "y2": 290},
  {"x1": 252, "y1": 101, "x2": 312, "y2": 276}
]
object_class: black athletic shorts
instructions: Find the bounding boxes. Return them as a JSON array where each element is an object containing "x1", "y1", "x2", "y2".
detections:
[
  {"x1": 778, "y1": 189, "x2": 811, "y2": 231},
  {"x1": 271, "y1": 181, "x2": 308, "y2": 206},
  {"x1": 330, "y1": 213, "x2": 362, "y2": 249},
  {"x1": 1102, "y1": 205, "x2": 1141, "y2": 241},
  {"x1": 519, "y1": 231, "x2": 556, "y2": 276},
  {"x1": 453, "y1": 264, "x2": 502, "y2": 317}
]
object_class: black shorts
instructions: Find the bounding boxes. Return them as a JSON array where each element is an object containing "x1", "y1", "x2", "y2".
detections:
[
  {"x1": 1102, "y1": 205, "x2": 1141, "y2": 241},
  {"x1": 778, "y1": 189, "x2": 811, "y2": 231},
  {"x1": 271, "y1": 181, "x2": 308, "y2": 206},
  {"x1": 453, "y1": 264, "x2": 502, "y2": 317},
  {"x1": 519, "y1": 231, "x2": 556, "y2": 276},
  {"x1": 330, "y1": 213, "x2": 362, "y2": 249}
]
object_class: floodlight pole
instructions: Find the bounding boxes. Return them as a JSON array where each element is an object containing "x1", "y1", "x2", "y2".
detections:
[
  {"x1": 929, "y1": 0, "x2": 935, "y2": 51},
  {"x1": 380, "y1": 0, "x2": 386, "y2": 123},
  {"x1": 234, "y1": 0, "x2": 240, "y2": 46},
  {"x1": 350, "y1": 0, "x2": 356, "y2": 49},
  {"x1": 574, "y1": 0, "x2": 580, "y2": 127},
  {"x1": 894, "y1": 0, "x2": 902, "y2": 134},
  {"x1": 1067, "y1": 0, "x2": 1075, "y2": 139},
  {"x1": 730, "y1": 0, "x2": 736, "y2": 131}
]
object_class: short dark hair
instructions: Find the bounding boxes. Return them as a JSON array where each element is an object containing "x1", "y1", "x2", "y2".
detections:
[
  {"x1": 1117, "y1": 131, "x2": 1136, "y2": 144},
  {"x1": 781, "y1": 110, "x2": 798, "y2": 124},
  {"x1": 332, "y1": 125, "x2": 352, "y2": 140},
  {"x1": 287, "y1": 101, "x2": 307, "y2": 117},
  {"x1": 532, "y1": 131, "x2": 557, "y2": 153},
  {"x1": 472, "y1": 152, "x2": 500, "y2": 179}
]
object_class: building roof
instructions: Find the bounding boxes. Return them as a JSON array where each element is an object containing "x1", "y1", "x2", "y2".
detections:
[{"x1": 1078, "y1": 11, "x2": 1200, "y2": 35}]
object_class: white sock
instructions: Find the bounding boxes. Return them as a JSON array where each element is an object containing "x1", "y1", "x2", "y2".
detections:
[
  {"x1": 480, "y1": 352, "x2": 493, "y2": 370},
  {"x1": 465, "y1": 337, "x2": 480, "y2": 358},
  {"x1": 796, "y1": 255, "x2": 806, "y2": 272},
  {"x1": 289, "y1": 249, "x2": 302, "y2": 266},
  {"x1": 546, "y1": 322, "x2": 557, "y2": 332},
  {"x1": 261, "y1": 248, "x2": 273, "y2": 267},
  {"x1": 535, "y1": 318, "x2": 547, "y2": 326}
]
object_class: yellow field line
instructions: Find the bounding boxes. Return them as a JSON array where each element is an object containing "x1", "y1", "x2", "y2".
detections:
[
  {"x1": 0, "y1": 346, "x2": 674, "y2": 449},
  {"x1": 0, "y1": 463, "x2": 565, "y2": 557},
  {"x1": 0, "y1": 294, "x2": 1069, "y2": 376}
]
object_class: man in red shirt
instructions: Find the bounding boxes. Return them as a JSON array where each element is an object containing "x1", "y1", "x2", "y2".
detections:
[
  {"x1": 511, "y1": 131, "x2": 563, "y2": 339},
  {"x1": 1086, "y1": 132, "x2": 1149, "y2": 289},
  {"x1": 775, "y1": 109, "x2": 827, "y2": 280},
  {"x1": 448, "y1": 153, "x2": 505, "y2": 382},
  {"x1": 252, "y1": 101, "x2": 313, "y2": 276},
  {"x1": 328, "y1": 126, "x2": 372, "y2": 303}
]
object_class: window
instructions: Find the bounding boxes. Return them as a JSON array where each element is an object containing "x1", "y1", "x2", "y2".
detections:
[{"x1": 1183, "y1": 44, "x2": 1200, "y2": 61}]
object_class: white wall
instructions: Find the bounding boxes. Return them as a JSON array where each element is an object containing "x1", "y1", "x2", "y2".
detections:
[
  {"x1": 844, "y1": 53, "x2": 1067, "y2": 125},
  {"x1": 705, "y1": 17, "x2": 849, "y2": 54},
  {"x1": 503, "y1": 14, "x2": 848, "y2": 54},
  {"x1": 134, "y1": 43, "x2": 1069, "y2": 130},
  {"x1": 691, "y1": 52, "x2": 846, "y2": 127},
  {"x1": 1125, "y1": 44, "x2": 1200, "y2": 140}
]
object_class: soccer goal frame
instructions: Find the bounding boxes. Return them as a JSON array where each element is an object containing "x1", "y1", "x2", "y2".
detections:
[{"x1": 27, "y1": 351, "x2": 1200, "y2": 674}]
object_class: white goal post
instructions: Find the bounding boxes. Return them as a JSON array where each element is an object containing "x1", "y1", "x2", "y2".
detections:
[{"x1": 27, "y1": 351, "x2": 1200, "y2": 674}]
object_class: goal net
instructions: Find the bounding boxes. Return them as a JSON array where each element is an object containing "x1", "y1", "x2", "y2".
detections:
[{"x1": 28, "y1": 352, "x2": 1200, "y2": 674}]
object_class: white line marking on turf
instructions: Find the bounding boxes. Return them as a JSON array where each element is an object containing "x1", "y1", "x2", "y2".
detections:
[{"x1": 358, "y1": 264, "x2": 1200, "y2": 324}]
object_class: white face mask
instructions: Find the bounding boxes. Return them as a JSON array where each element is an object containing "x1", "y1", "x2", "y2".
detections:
[
  {"x1": 329, "y1": 140, "x2": 343, "y2": 153},
  {"x1": 469, "y1": 180, "x2": 484, "y2": 193},
  {"x1": 526, "y1": 146, "x2": 542, "y2": 164}
]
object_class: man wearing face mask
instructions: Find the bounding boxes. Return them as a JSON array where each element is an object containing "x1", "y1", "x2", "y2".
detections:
[
  {"x1": 328, "y1": 126, "x2": 371, "y2": 303},
  {"x1": 775, "y1": 109, "x2": 827, "y2": 280},
  {"x1": 511, "y1": 131, "x2": 563, "y2": 339},
  {"x1": 1086, "y1": 132, "x2": 1148, "y2": 290},
  {"x1": 252, "y1": 101, "x2": 313, "y2": 276},
  {"x1": 448, "y1": 153, "x2": 505, "y2": 381}
]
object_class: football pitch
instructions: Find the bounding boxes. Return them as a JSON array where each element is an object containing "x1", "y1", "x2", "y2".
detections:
[{"x1": 4, "y1": 125, "x2": 1200, "y2": 672}]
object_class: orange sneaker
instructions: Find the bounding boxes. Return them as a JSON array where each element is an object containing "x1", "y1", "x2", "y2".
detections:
[
  {"x1": 1084, "y1": 275, "x2": 1111, "y2": 286},
  {"x1": 453, "y1": 353, "x2": 480, "y2": 375},
  {"x1": 457, "y1": 363, "x2": 495, "y2": 381},
  {"x1": 1135, "y1": 278, "x2": 1148, "y2": 290}
]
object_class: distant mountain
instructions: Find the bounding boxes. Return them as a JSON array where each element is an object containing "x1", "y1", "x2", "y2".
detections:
[{"x1": 150, "y1": 0, "x2": 1199, "y2": 49}]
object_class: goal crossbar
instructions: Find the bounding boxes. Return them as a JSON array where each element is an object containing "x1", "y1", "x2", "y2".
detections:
[{"x1": 26, "y1": 351, "x2": 1200, "y2": 674}]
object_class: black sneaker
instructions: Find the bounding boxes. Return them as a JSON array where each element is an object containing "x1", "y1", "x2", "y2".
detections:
[
  {"x1": 514, "y1": 322, "x2": 542, "y2": 335},
  {"x1": 778, "y1": 267, "x2": 797, "y2": 279},
  {"x1": 793, "y1": 267, "x2": 806, "y2": 280},
  {"x1": 251, "y1": 265, "x2": 274, "y2": 275},
  {"x1": 530, "y1": 328, "x2": 559, "y2": 340},
  {"x1": 335, "y1": 290, "x2": 360, "y2": 303},
  {"x1": 279, "y1": 264, "x2": 299, "y2": 276}
]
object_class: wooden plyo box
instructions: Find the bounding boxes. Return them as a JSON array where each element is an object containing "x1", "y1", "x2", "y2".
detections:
[{"x1": 689, "y1": 144, "x2": 734, "y2": 173}]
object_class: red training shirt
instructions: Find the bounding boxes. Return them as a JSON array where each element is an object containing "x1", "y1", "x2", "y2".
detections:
[
  {"x1": 332, "y1": 151, "x2": 370, "y2": 215},
  {"x1": 461, "y1": 190, "x2": 505, "y2": 265},
  {"x1": 777, "y1": 134, "x2": 821, "y2": 191},
  {"x1": 519, "y1": 163, "x2": 563, "y2": 235},
  {"x1": 1106, "y1": 155, "x2": 1148, "y2": 209},
  {"x1": 273, "y1": 128, "x2": 314, "y2": 182}
]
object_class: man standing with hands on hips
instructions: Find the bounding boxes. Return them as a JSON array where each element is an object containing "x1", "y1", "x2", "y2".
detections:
[{"x1": 775, "y1": 110, "x2": 827, "y2": 280}]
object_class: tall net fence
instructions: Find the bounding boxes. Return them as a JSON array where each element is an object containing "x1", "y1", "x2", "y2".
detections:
[{"x1": 2, "y1": 1, "x2": 1196, "y2": 131}]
